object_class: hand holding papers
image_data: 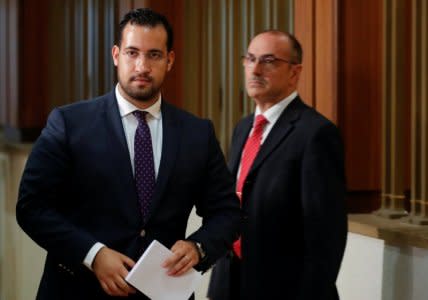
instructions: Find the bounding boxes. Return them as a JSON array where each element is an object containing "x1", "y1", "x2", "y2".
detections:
[{"x1": 125, "y1": 240, "x2": 203, "y2": 300}]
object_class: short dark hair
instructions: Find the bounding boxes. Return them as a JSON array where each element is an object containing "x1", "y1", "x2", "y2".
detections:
[
  {"x1": 258, "y1": 30, "x2": 303, "y2": 64},
  {"x1": 117, "y1": 8, "x2": 174, "y2": 51}
]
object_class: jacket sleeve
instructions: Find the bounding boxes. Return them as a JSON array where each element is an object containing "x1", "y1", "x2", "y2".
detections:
[
  {"x1": 16, "y1": 108, "x2": 97, "y2": 267},
  {"x1": 186, "y1": 120, "x2": 241, "y2": 272}
]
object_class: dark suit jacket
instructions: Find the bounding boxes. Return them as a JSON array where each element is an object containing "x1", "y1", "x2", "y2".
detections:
[
  {"x1": 16, "y1": 90, "x2": 240, "y2": 300},
  {"x1": 208, "y1": 97, "x2": 347, "y2": 300}
]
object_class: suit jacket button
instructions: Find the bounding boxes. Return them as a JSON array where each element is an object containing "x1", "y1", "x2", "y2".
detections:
[{"x1": 140, "y1": 229, "x2": 146, "y2": 237}]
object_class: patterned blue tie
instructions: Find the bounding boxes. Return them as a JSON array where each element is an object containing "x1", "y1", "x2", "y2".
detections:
[{"x1": 133, "y1": 111, "x2": 155, "y2": 222}]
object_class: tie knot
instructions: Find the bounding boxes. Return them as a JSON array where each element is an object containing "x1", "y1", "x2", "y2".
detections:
[
  {"x1": 254, "y1": 114, "x2": 268, "y2": 129},
  {"x1": 133, "y1": 110, "x2": 148, "y2": 124}
]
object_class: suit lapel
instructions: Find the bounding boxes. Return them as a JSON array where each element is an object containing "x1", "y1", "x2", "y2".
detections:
[
  {"x1": 103, "y1": 91, "x2": 132, "y2": 169},
  {"x1": 103, "y1": 91, "x2": 141, "y2": 224},
  {"x1": 247, "y1": 97, "x2": 306, "y2": 177},
  {"x1": 145, "y1": 101, "x2": 180, "y2": 223}
]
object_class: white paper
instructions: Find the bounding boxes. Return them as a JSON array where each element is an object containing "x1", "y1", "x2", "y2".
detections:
[{"x1": 125, "y1": 240, "x2": 203, "y2": 300}]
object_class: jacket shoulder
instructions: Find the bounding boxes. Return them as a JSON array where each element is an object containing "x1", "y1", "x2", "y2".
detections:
[
  {"x1": 163, "y1": 102, "x2": 212, "y2": 127},
  {"x1": 56, "y1": 92, "x2": 112, "y2": 115}
]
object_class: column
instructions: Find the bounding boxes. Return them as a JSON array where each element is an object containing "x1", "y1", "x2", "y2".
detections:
[
  {"x1": 407, "y1": 0, "x2": 428, "y2": 224},
  {"x1": 374, "y1": 0, "x2": 408, "y2": 218}
]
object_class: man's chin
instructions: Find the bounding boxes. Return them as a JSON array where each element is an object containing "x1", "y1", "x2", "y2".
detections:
[
  {"x1": 126, "y1": 88, "x2": 157, "y2": 102},
  {"x1": 246, "y1": 89, "x2": 264, "y2": 99},
  {"x1": 119, "y1": 82, "x2": 160, "y2": 102},
  {"x1": 130, "y1": 92, "x2": 156, "y2": 102}
]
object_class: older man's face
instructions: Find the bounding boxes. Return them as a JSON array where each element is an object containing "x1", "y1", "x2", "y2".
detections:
[{"x1": 244, "y1": 33, "x2": 301, "y2": 105}]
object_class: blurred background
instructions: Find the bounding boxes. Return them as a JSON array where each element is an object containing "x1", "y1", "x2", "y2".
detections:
[{"x1": 1, "y1": 0, "x2": 426, "y2": 299}]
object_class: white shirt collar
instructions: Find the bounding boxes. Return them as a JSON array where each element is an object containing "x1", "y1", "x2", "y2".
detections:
[
  {"x1": 254, "y1": 91, "x2": 298, "y2": 125},
  {"x1": 115, "y1": 84, "x2": 162, "y2": 119}
]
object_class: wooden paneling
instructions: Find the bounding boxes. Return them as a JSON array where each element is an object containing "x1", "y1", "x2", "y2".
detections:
[
  {"x1": 339, "y1": 0, "x2": 383, "y2": 191},
  {"x1": 0, "y1": 0, "x2": 8, "y2": 125},
  {"x1": 182, "y1": 0, "x2": 204, "y2": 116},
  {"x1": 294, "y1": 0, "x2": 338, "y2": 121},
  {"x1": 1, "y1": 0, "x2": 183, "y2": 142},
  {"x1": 182, "y1": 0, "x2": 293, "y2": 152},
  {"x1": 0, "y1": 0, "x2": 19, "y2": 128},
  {"x1": 294, "y1": 0, "x2": 315, "y2": 107},
  {"x1": 315, "y1": 0, "x2": 338, "y2": 123},
  {"x1": 346, "y1": 192, "x2": 383, "y2": 214},
  {"x1": 117, "y1": 0, "x2": 149, "y2": 17},
  {"x1": 146, "y1": 0, "x2": 184, "y2": 107},
  {"x1": 20, "y1": 1, "x2": 50, "y2": 128},
  {"x1": 295, "y1": 0, "x2": 388, "y2": 212}
]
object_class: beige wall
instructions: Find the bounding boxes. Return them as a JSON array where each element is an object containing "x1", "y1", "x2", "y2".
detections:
[{"x1": 0, "y1": 146, "x2": 46, "y2": 300}]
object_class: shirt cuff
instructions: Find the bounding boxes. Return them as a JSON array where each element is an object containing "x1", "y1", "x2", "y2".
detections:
[{"x1": 83, "y1": 242, "x2": 105, "y2": 270}]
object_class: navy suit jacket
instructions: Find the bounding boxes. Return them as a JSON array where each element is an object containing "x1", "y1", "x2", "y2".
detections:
[
  {"x1": 16, "y1": 90, "x2": 240, "y2": 299},
  {"x1": 208, "y1": 97, "x2": 347, "y2": 300}
]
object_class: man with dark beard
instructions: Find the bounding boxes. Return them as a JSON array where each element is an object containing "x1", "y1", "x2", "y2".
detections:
[{"x1": 16, "y1": 8, "x2": 240, "y2": 300}]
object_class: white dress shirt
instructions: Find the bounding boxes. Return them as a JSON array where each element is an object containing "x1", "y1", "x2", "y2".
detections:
[{"x1": 115, "y1": 85, "x2": 163, "y2": 177}]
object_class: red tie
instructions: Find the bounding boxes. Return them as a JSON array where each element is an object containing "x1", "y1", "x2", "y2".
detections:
[{"x1": 233, "y1": 114, "x2": 268, "y2": 258}]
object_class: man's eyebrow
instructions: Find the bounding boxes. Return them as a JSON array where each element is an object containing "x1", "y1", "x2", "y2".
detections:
[
  {"x1": 123, "y1": 46, "x2": 164, "y2": 53},
  {"x1": 246, "y1": 52, "x2": 276, "y2": 57},
  {"x1": 147, "y1": 49, "x2": 163, "y2": 53},
  {"x1": 123, "y1": 46, "x2": 139, "y2": 51}
]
